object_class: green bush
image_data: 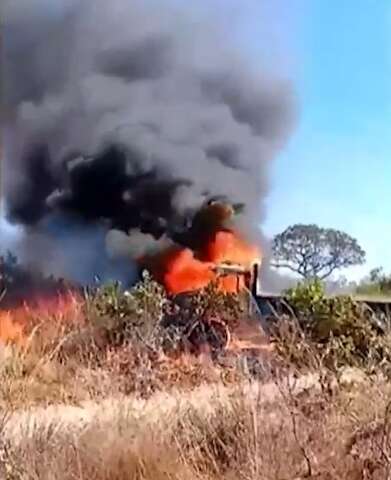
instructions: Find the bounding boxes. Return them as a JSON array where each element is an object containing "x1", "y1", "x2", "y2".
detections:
[
  {"x1": 356, "y1": 267, "x2": 391, "y2": 297},
  {"x1": 89, "y1": 270, "x2": 170, "y2": 348},
  {"x1": 285, "y1": 280, "x2": 364, "y2": 340},
  {"x1": 87, "y1": 272, "x2": 244, "y2": 354},
  {"x1": 177, "y1": 281, "x2": 244, "y2": 326},
  {"x1": 278, "y1": 280, "x2": 391, "y2": 373}
]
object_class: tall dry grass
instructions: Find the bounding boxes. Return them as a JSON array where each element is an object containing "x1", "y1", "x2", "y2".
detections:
[
  {"x1": 1, "y1": 278, "x2": 391, "y2": 479},
  {"x1": 1, "y1": 372, "x2": 391, "y2": 479}
]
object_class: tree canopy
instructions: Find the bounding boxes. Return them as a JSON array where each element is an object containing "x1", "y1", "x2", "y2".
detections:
[{"x1": 271, "y1": 224, "x2": 366, "y2": 280}]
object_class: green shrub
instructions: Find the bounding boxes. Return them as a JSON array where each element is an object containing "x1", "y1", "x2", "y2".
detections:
[
  {"x1": 89, "y1": 270, "x2": 170, "y2": 348},
  {"x1": 87, "y1": 274, "x2": 247, "y2": 357},
  {"x1": 356, "y1": 267, "x2": 391, "y2": 297},
  {"x1": 177, "y1": 281, "x2": 244, "y2": 325},
  {"x1": 278, "y1": 280, "x2": 391, "y2": 373},
  {"x1": 285, "y1": 280, "x2": 364, "y2": 340}
]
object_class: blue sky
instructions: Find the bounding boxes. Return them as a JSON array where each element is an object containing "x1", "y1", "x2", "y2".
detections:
[{"x1": 234, "y1": 0, "x2": 391, "y2": 280}]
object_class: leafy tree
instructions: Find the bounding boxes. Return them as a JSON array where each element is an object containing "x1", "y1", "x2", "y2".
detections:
[{"x1": 271, "y1": 224, "x2": 365, "y2": 280}]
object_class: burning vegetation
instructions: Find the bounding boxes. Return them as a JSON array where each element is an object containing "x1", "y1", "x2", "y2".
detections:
[{"x1": 0, "y1": 169, "x2": 266, "y2": 362}]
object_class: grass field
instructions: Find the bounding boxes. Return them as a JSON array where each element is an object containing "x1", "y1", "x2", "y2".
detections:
[
  {"x1": 1, "y1": 327, "x2": 391, "y2": 479},
  {"x1": 1, "y1": 281, "x2": 391, "y2": 479},
  {"x1": 2, "y1": 366, "x2": 391, "y2": 479}
]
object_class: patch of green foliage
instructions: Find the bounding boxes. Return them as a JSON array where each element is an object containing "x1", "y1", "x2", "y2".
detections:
[
  {"x1": 285, "y1": 279, "x2": 365, "y2": 340},
  {"x1": 88, "y1": 272, "x2": 244, "y2": 354},
  {"x1": 173, "y1": 281, "x2": 244, "y2": 327},
  {"x1": 88, "y1": 270, "x2": 170, "y2": 349},
  {"x1": 275, "y1": 279, "x2": 391, "y2": 374},
  {"x1": 356, "y1": 267, "x2": 391, "y2": 298}
]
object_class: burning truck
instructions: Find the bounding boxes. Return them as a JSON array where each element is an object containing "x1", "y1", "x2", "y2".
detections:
[
  {"x1": 102, "y1": 191, "x2": 267, "y2": 355},
  {"x1": 133, "y1": 198, "x2": 266, "y2": 354}
]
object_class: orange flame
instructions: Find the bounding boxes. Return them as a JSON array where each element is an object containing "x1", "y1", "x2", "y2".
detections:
[
  {"x1": 0, "y1": 311, "x2": 26, "y2": 347},
  {"x1": 0, "y1": 292, "x2": 83, "y2": 347},
  {"x1": 161, "y1": 247, "x2": 215, "y2": 294},
  {"x1": 148, "y1": 229, "x2": 261, "y2": 295},
  {"x1": 203, "y1": 230, "x2": 260, "y2": 267}
]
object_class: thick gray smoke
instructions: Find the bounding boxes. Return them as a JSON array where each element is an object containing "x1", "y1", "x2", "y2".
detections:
[{"x1": 2, "y1": 0, "x2": 295, "y2": 285}]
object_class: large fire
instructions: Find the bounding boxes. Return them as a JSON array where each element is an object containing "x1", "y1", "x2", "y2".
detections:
[
  {"x1": 151, "y1": 230, "x2": 260, "y2": 295},
  {"x1": 0, "y1": 201, "x2": 262, "y2": 348},
  {"x1": 143, "y1": 202, "x2": 262, "y2": 295}
]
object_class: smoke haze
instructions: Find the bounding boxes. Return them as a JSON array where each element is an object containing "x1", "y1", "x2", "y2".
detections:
[{"x1": 2, "y1": 0, "x2": 296, "y2": 286}]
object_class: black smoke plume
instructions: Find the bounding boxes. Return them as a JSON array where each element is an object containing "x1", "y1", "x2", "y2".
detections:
[{"x1": 2, "y1": 0, "x2": 296, "y2": 284}]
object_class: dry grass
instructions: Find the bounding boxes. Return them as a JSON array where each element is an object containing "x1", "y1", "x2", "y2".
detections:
[
  {"x1": 2, "y1": 372, "x2": 391, "y2": 479},
  {"x1": 0, "y1": 297, "x2": 272, "y2": 409},
  {"x1": 1, "y1": 284, "x2": 391, "y2": 479}
]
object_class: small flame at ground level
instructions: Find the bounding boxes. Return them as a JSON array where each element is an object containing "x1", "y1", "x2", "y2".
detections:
[
  {"x1": 146, "y1": 229, "x2": 261, "y2": 295},
  {"x1": 0, "y1": 293, "x2": 83, "y2": 347},
  {"x1": 0, "y1": 311, "x2": 26, "y2": 347}
]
